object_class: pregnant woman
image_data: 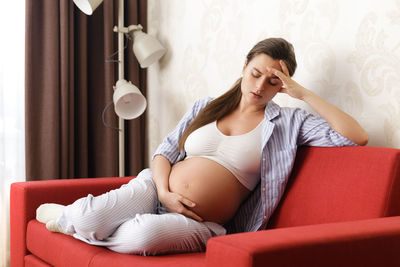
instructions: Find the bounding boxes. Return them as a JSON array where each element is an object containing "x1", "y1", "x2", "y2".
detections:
[{"x1": 36, "y1": 37, "x2": 368, "y2": 255}]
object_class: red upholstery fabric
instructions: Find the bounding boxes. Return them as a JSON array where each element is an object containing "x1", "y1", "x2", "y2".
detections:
[
  {"x1": 25, "y1": 255, "x2": 51, "y2": 267},
  {"x1": 10, "y1": 177, "x2": 131, "y2": 267},
  {"x1": 268, "y1": 146, "x2": 400, "y2": 228},
  {"x1": 10, "y1": 146, "x2": 400, "y2": 267},
  {"x1": 89, "y1": 250, "x2": 205, "y2": 267},
  {"x1": 26, "y1": 220, "x2": 206, "y2": 267},
  {"x1": 27, "y1": 220, "x2": 107, "y2": 267},
  {"x1": 206, "y1": 216, "x2": 400, "y2": 267}
]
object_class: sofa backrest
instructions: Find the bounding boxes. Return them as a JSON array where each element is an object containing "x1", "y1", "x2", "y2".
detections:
[{"x1": 267, "y1": 146, "x2": 400, "y2": 229}]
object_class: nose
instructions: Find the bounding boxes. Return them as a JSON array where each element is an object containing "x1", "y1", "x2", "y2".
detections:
[{"x1": 255, "y1": 77, "x2": 267, "y2": 91}]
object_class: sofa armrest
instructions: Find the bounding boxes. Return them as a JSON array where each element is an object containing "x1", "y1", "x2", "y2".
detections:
[
  {"x1": 206, "y1": 216, "x2": 400, "y2": 267},
  {"x1": 10, "y1": 176, "x2": 132, "y2": 267}
]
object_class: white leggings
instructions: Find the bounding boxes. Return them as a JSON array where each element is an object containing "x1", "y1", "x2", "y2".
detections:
[{"x1": 57, "y1": 168, "x2": 226, "y2": 255}]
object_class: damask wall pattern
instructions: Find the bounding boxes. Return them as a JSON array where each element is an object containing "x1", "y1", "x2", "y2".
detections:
[{"x1": 145, "y1": 0, "x2": 400, "y2": 165}]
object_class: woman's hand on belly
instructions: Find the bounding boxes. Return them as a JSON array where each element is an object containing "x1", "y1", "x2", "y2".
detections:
[{"x1": 158, "y1": 191, "x2": 204, "y2": 222}]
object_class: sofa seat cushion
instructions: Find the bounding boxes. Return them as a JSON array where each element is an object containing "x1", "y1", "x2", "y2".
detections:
[
  {"x1": 25, "y1": 254, "x2": 52, "y2": 267},
  {"x1": 27, "y1": 220, "x2": 206, "y2": 267}
]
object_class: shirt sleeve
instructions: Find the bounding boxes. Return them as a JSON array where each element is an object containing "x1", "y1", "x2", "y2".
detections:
[
  {"x1": 151, "y1": 97, "x2": 213, "y2": 164},
  {"x1": 295, "y1": 109, "x2": 357, "y2": 147}
]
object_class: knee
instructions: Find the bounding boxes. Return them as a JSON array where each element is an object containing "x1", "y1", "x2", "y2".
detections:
[
  {"x1": 64, "y1": 196, "x2": 112, "y2": 240},
  {"x1": 109, "y1": 216, "x2": 169, "y2": 255}
]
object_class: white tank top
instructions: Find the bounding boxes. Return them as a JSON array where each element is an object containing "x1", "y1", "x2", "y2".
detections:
[{"x1": 184, "y1": 120, "x2": 263, "y2": 190}]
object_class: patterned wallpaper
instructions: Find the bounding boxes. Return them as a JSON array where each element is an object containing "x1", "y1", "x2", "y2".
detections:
[{"x1": 145, "y1": 0, "x2": 400, "y2": 164}]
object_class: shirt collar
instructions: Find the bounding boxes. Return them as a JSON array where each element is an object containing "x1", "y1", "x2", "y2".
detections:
[{"x1": 264, "y1": 101, "x2": 280, "y2": 120}]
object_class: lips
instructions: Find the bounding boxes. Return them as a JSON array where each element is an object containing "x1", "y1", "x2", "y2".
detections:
[{"x1": 251, "y1": 92, "x2": 262, "y2": 98}]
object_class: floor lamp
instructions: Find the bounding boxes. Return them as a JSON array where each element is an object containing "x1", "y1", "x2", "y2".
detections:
[{"x1": 73, "y1": 0, "x2": 166, "y2": 177}]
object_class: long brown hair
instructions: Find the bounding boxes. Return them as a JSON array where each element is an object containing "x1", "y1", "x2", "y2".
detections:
[{"x1": 178, "y1": 37, "x2": 297, "y2": 151}]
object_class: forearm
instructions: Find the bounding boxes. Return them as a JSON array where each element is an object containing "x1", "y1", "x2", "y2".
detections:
[
  {"x1": 301, "y1": 89, "x2": 369, "y2": 146},
  {"x1": 268, "y1": 61, "x2": 369, "y2": 146},
  {"x1": 151, "y1": 154, "x2": 202, "y2": 220},
  {"x1": 151, "y1": 154, "x2": 172, "y2": 196}
]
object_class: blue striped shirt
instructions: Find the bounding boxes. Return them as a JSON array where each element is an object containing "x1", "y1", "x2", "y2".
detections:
[{"x1": 152, "y1": 97, "x2": 356, "y2": 233}]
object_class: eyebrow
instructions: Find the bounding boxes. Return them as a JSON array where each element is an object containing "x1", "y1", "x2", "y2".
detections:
[
  {"x1": 253, "y1": 67, "x2": 279, "y2": 78},
  {"x1": 252, "y1": 67, "x2": 262, "y2": 74}
]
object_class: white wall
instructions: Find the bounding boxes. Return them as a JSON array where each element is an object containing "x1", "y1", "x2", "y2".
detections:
[{"x1": 146, "y1": 0, "x2": 400, "y2": 164}]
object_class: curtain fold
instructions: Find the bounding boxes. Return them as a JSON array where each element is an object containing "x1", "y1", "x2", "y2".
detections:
[
  {"x1": 25, "y1": 0, "x2": 146, "y2": 180},
  {"x1": 126, "y1": 0, "x2": 147, "y2": 173}
]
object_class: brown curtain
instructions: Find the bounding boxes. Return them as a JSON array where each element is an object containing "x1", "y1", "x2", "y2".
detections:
[{"x1": 25, "y1": 0, "x2": 147, "y2": 180}]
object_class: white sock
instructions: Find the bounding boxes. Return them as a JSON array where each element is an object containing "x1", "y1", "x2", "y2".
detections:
[
  {"x1": 46, "y1": 220, "x2": 72, "y2": 235},
  {"x1": 36, "y1": 203, "x2": 65, "y2": 224}
]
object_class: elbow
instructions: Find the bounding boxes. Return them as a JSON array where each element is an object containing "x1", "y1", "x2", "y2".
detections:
[
  {"x1": 361, "y1": 137, "x2": 369, "y2": 146},
  {"x1": 356, "y1": 131, "x2": 369, "y2": 146}
]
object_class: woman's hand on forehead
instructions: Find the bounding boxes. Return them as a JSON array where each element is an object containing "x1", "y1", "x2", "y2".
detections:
[{"x1": 266, "y1": 60, "x2": 308, "y2": 100}]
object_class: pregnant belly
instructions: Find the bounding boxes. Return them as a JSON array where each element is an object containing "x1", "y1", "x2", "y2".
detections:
[{"x1": 169, "y1": 157, "x2": 251, "y2": 224}]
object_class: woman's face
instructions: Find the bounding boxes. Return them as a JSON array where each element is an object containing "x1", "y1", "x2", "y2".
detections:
[{"x1": 241, "y1": 53, "x2": 283, "y2": 108}]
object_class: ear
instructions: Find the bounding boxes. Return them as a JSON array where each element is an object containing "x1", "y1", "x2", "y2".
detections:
[{"x1": 242, "y1": 60, "x2": 248, "y2": 74}]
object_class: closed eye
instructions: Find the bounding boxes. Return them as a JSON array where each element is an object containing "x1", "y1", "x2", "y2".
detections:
[{"x1": 269, "y1": 77, "x2": 280, "y2": 86}]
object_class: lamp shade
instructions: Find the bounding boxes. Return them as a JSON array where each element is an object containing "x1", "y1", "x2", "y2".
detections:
[
  {"x1": 132, "y1": 30, "x2": 166, "y2": 68},
  {"x1": 113, "y1": 79, "x2": 147, "y2": 120},
  {"x1": 73, "y1": 0, "x2": 103, "y2": 15}
]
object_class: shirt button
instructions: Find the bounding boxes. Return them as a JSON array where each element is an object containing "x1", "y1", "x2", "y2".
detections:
[
  {"x1": 262, "y1": 187, "x2": 266, "y2": 192},
  {"x1": 262, "y1": 158, "x2": 266, "y2": 161},
  {"x1": 263, "y1": 216, "x2": 267, "y2": 219}
]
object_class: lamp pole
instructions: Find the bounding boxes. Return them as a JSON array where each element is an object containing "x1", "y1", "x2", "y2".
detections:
[
  {"x1": 73, "y1": 0, "x2": 165, "y2": 178},
  {"x1": 117, "y1": 0, "x2": 125, "y2": 177}
]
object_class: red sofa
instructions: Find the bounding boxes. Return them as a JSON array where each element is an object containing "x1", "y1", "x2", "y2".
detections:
[{"x1": 10, "y1": 146, "x2": 400, "y2": 267}]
